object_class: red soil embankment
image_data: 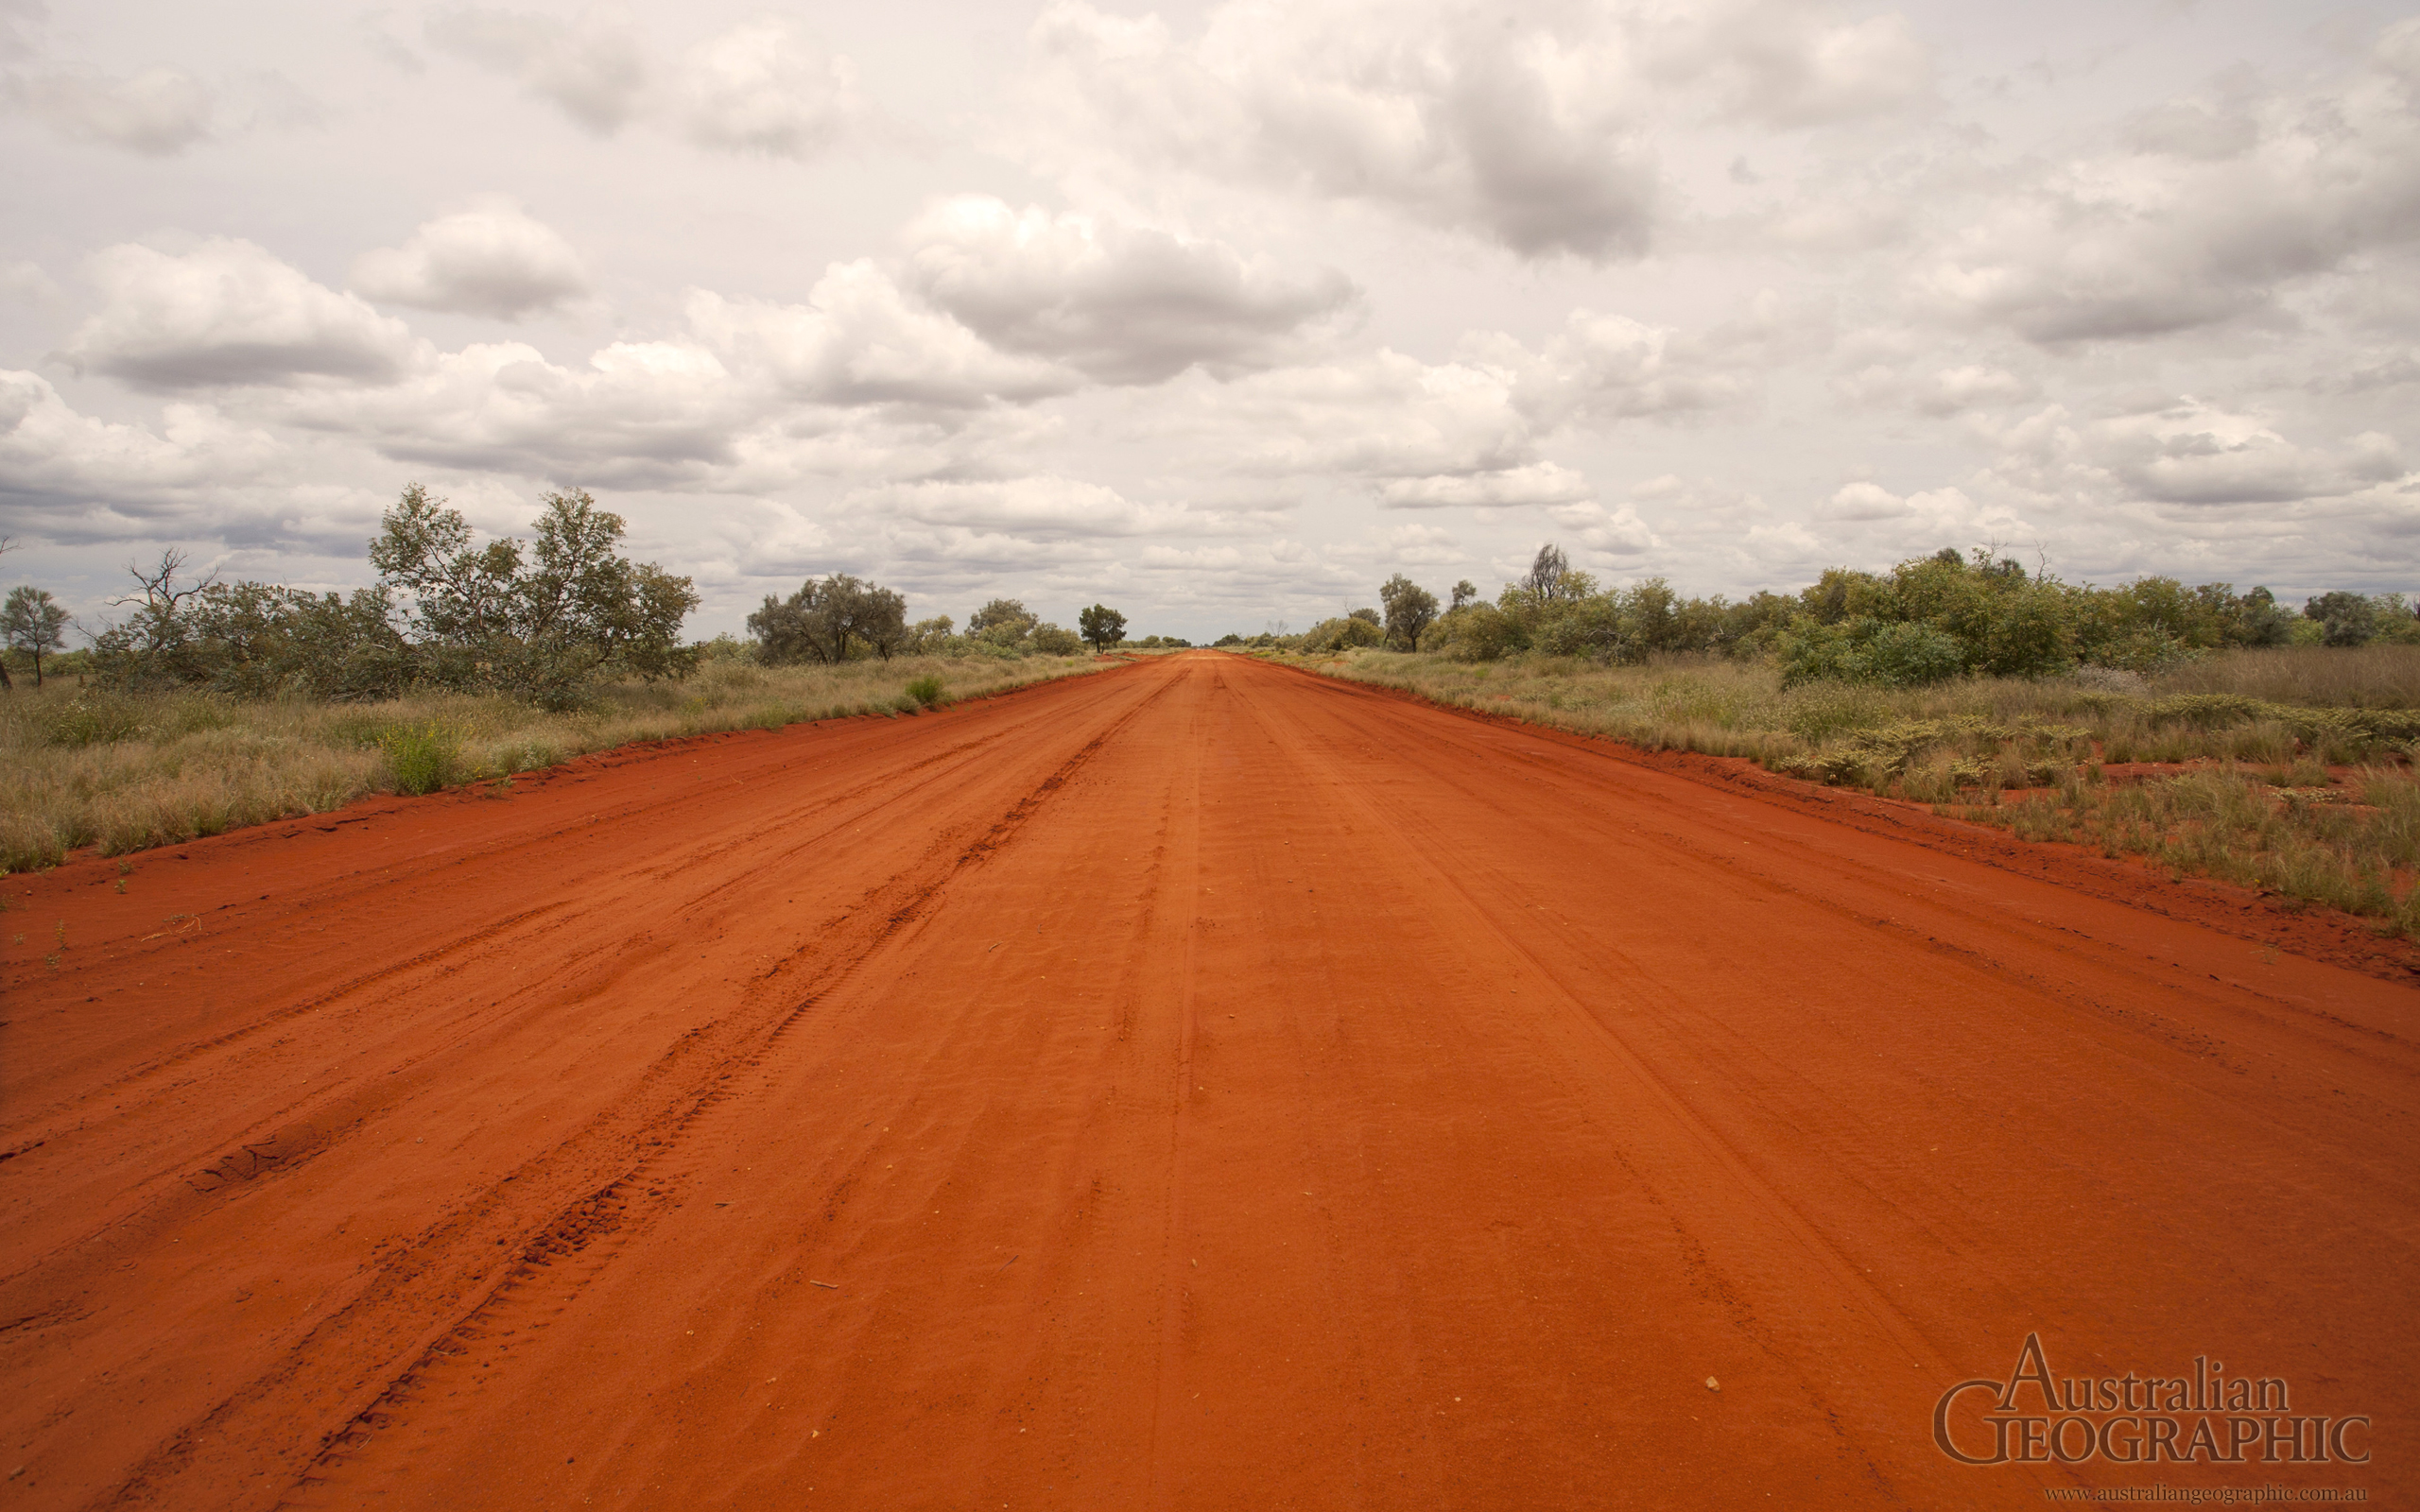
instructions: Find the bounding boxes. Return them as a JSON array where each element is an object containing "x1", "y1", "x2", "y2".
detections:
[{"x1": 2, "y1": 652, "x2": 2412, "y2": 1507}]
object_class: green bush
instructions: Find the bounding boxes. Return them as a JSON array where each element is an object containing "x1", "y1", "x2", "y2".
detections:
[
  {"x1": 1778, "y1": 618, "x2": 1963, "y2": 689},
  {"x1": 1858, "y1": 621, "x2": 1967, "y2": 686},
  {"x1": 1431, "y1": 602, "x2": 1519, "y2": 662},
  {"x1": 1295, "y1": 614, "x2": 1387, "y2": 654},
  {"x1": 905, "y1": 675, "x2": 946, "y2": 707},
  {"x1": 1030, "y1": 623, "x2": 1084, "y2": 656},
  {"x1": 379, "y1": 722, "x2": 465, "y2": 796},
  {"x1": 2092, "y1": 629, "x2": 2200, "y2": 675}
]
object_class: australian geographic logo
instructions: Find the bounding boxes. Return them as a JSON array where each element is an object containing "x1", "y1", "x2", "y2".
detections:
[{"x1": 1935, "y1": 1334, "x2": 2371, "y2": 1468}]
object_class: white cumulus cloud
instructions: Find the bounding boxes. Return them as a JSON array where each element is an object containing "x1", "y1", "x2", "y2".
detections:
[
  {"x1": 0, "y1": 369, "x2": 285, "y2": 539},
  {"x1": 899, "y1": 196, "x2": 1358, "y2": 385},
  {"x1": 676, "y1": 17, "x2": 858, "y2": 159},
  {"x1": 351, "y1": 200, "x2": 591, "y2": 320},
  {"x1": 282, "y1": 338, "x2": 749, "y2": 489},
  {"x1": 1022, "y1": 0, "x2": 1658, "y2": 260},
  {"x1": 63, "y1": 239, "x2": 424, "y2": 390},
  {"x1": 686, "y1": 262, "x2": 1077, "y2": 410},
  {"x1": 1380, "y1": 461, "x2": 1591, "y2": 509},
  {"x1": 2089, "y1": 400, "x2": 2405, "y2": 507},
  {"x1": 860, "y1": 476, "x2": 1170, "y2": 539},
  {"x1": 1922, "y1": 21, "x2": 2420, "y2": 344}
]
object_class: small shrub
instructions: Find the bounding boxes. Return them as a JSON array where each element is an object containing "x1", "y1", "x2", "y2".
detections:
[
  {"x1": 2093, "y1": 629, "x2": 2199, "y2": 676},
  {"x1": 1783, "y1": 681, "x2": 1893, "y2": 743},
  {"x1": 1858, "y1": 622, "x2": 1967, "y2": 687},
  {"x1": 380, "y1": 722, "x2": 465, "y2": 796},
  {"x1": 905, "y1": 675, "x2": 947, "y2": 708}
]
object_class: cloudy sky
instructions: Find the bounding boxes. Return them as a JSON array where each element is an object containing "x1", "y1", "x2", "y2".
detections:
[{"x1": 3, "y1": 0, "x2": 2417, "y2": 641}]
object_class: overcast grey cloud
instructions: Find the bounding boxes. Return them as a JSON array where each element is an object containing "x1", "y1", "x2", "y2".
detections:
[
  {"x1": 9, "y1": 63, "x2": 214, "y2": 153},
  {"x1": 3, "y1": 0, "x2": 2419, "y2": 641},
  {"x1": 424, "y1": 5, "x2": 650, "y2": 133}
]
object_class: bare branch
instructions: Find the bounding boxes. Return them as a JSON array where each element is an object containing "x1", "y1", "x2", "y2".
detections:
[{"x1": 110, "y1": 549, "x2": 216, "y2": 610}]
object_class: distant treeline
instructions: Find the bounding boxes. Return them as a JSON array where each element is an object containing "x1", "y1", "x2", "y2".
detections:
[
  {"x1": 1233, "y1": 546, "x2": 2414, "y2": 687},
  {"x1": 738, "y1": 588, "x2": 1151, "y2": 663},
  {"x1": 17, "y1": 498, "x2": 2409, "y2": 707},
  {"x1": 9, "y1": 486, "x2": 1167, "y2": 706},
  {"x1": 47, "y1": 487, "x2": 700, "y2": 707}
]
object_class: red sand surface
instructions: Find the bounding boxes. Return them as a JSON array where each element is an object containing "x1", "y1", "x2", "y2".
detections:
[{"x1": 2, "y1": 652, "x2": 2412, "y2": 1508}]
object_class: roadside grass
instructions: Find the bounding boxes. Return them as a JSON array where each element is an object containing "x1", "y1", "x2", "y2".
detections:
[
  {"x1": 1271, "y1": 644, "x2": 2420, "y2": 934},
  {"x1": 0, "y1": 654, "x2": 1097, "y2": 871},
  {"x1": 1951, "y1": 765, "x2": 2420, "y2": 935}
]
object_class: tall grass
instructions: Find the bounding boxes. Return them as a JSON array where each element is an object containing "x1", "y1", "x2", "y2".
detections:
[
  {"x1": 0, "y1": 654, "x2": 1097, "y2": 871},
  {"x1": 2150, "y1": 644, "x2": 2420, "y2": 708}
]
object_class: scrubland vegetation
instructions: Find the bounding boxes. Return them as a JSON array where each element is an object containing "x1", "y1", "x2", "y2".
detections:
[
  {"x1": 1265, "y1": 546, "x2": 2420, "y2": 936},
  {"x1": 0, "y1": 487, "x2": 1117, "y2": 871}
]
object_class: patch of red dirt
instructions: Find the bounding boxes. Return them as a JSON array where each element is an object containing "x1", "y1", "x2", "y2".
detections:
[{"x1": 2, "y1": 653, "x2": 2412, "y2": 1508}]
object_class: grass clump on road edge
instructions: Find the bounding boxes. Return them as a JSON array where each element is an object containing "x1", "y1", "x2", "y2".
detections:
[
  {"x1": 1956, "y1": 766, "x2": 2420, "y2": 935},
  {"x1": 378, "y1": 722, "x2": 467, "y2": 797},
  {"x1": 0, "y1": 653, "x2": 1097, "y2": 871},
  {"x1": 1269, "y1": 643, "x2": 2420, "y2": 934}
]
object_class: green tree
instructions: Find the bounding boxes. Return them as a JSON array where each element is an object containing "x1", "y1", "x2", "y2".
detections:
[
  {"x1": 371, "y1": 485, "x2": 700, "y2": 702},
  {"x1": 749, "y1": 574, "x2": 906, "y2": 663},
  {"x1": 1427, "y1": 601, "x2": 1515, "y2": 661},
  {"x1": 2306, "y1": 592, "x2": 2380, "y2": 647},
  {"x1": 0, "y1": 535, "x2": 14, "y2": 690},
  {"x1": 856, "y1": 583, "x2": 909, "y2": 660},
  {"x1": 968, "y1": 598, "x2": 1038, "y2": 645},
  {"x1": 1379, "y1": 574, "x2": 1440, "y2": 649},
  {"x1": 1799, "y1": 567, "x2": 1889, "y2": 625},
  {"x1": 1031, "y1": 622, "x2": 1083, "y2": 655},
  {"x1": 1078, "y1": 603, "x2": 1127, "y2": 653},
  {"x1": 1718, "y1": 591, "x2": 1798, "y2": 656},
  {"x1": 903, "y1": 615, "x2": 956, "y2": 654},
  {"x1": 2224, "y1": 587, "x2": 2296, "y2": 647},
  {"x1": 1, "y1": 585, "x2": 71, "y2": 685}
]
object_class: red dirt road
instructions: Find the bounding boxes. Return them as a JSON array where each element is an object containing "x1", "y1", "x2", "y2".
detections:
[{"x1": 3, "y1": 652, "x2": 2413, "y2": 1509}]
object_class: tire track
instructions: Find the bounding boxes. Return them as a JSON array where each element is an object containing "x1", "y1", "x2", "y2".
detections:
[{"x1": 251, "y1": 668, "x2": 1173, "y2": 1509}]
